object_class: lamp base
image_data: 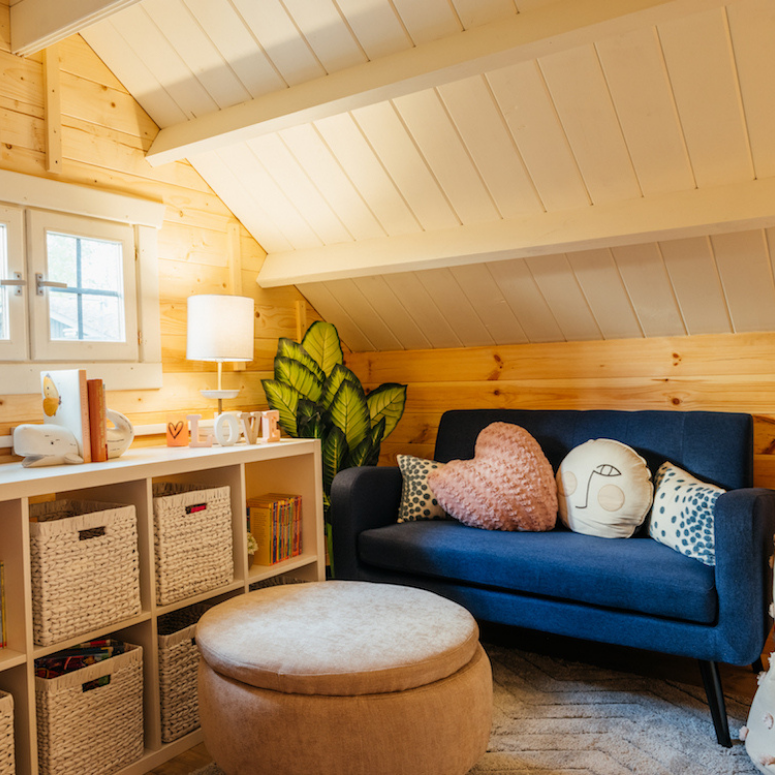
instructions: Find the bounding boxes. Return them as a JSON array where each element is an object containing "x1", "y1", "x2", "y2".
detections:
[
  {"x1": 200, "y1": 389, "x2": 240, "y2": 400},
  {"x1": 200, "y1": 388, "x2": 241, "y2": 417}
]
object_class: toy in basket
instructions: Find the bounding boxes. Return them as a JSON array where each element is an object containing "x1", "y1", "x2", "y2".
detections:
[
  {"x1": 152, "y1": 483, "x2": 234, "y2": 605},
  {"x1": 34, "y1": 640, "x2": 143, "y2": 775}
]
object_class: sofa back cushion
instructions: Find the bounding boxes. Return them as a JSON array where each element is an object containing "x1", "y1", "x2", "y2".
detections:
[{"x1": 433, "y1": 409, "x2": 752, "y2": 491}]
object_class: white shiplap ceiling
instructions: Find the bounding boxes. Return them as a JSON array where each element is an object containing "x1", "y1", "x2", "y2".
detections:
[{"x1": 15, "y1": 0, "x2": 775, "y2": 351}]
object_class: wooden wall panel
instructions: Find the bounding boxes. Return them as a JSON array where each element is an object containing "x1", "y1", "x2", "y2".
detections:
[
  {"x1": 345, "y1": 331, "x2": 775, "y2": 489},
  {"x1": 0, "y1": 29, "x2": 312, "y2": 456}
]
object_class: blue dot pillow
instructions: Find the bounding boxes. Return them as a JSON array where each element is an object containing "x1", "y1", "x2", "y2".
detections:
[
  {"x1": 397, "y1": 455, "x2": 448, "y2": 523},
  {"x1": 648, "y1": 462, "x2": 726, "y2": 566}
]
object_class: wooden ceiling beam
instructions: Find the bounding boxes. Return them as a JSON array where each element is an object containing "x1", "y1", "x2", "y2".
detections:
[
  {"x1": 10, "y1": 0, "x2": 144, "y2": 56},
  {"x1": 256, "y1": 177, "x2": 775, "y2": 287},
  {"x1": 145, "y1": 0, "x2": 729, "y2": 167}
]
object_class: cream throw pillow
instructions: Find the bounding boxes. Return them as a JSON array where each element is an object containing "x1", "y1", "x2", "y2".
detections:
[{"x1": 557, "y1": 439, "x2": 653, "y2": 538}]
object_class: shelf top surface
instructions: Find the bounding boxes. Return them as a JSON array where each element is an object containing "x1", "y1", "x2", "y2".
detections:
[{"x1": 0, "y1": 437, "x2": 320, "y2": 501}]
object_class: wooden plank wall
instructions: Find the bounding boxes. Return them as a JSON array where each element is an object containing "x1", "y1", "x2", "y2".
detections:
[
  {"x1": 0, "y1": 6, "x2": 317, "y2": 460},
  {"x1": 345, "y1": 331, "x2": 775, "y2": 489}
]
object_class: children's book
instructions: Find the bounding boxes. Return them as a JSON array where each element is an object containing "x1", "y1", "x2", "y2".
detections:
[
  {"x1": 247, "y1": 494, "x2": 302, "y2": 566},
  {"x1": 41, "y1": 369, "x2": 92, "y2": 463},
  {"x1": 87, "y1": 378, "x2": 108, "y2": 462}
]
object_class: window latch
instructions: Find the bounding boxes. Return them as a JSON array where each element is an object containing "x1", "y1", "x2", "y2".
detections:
[
  {"x1": 0, "y1": 272, "x2": 26, "y2": 296},
  {"x1": 35, "y1": 273, "x2": 68, "y2": 296}
]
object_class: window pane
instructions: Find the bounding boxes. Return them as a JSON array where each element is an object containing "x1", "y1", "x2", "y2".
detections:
[
  {"x1": 0, "y1": 223, "x2": 6, "y2": 340},
  {"x1": 47, "y1": 233, "x2": 79, "y2": 286},
  {"x1": 82, "y1": 239, "x2": 122, "y2": 291},
  {"x1": 48, "y1": 289, "x2": 78, "y2": 339},
  {"x1": 46, "y1": 231, "x2": 126, "y2": 343},
  {"x1": 82, "y1": 294, "x2": 123, "y2": 341}
]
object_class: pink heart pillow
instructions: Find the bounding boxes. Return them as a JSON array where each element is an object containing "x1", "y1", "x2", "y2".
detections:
[{"x1": 428, "y1": 422, "x2": 557, "y2": 531}]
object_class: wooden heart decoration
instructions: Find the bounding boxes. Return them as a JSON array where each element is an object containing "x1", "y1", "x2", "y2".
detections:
[
  {"x1": 427, "y1": 422, "x2": 557, "y2": 531},
  {"x1": 166, "y1": 417, "x2": 189, "y2": 447},
  {"x1": 168, "y1": 421, "x2": 184, "y2": 439}
]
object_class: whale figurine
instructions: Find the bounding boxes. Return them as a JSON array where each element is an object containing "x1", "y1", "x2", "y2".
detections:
[
  {"x1": 13, "y1": 424, "x2": 84, "y2": 467},
  {"x1": 106, "y1": 408, "x2": 134, "y2": 459}
]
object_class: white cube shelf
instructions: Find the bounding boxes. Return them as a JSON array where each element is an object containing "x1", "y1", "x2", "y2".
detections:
[{"x1": 0, "y1": 440, "x2": 325, "y2": 775}]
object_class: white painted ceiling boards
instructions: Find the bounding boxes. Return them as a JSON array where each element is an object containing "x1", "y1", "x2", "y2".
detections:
[{"x1": 13, "y1": 0, "x2": 775, "y2": 351}]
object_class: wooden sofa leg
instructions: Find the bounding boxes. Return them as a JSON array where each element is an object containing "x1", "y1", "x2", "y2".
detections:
[{"x1": 698, "y1": 660, "x2": 732, "y2": 747}]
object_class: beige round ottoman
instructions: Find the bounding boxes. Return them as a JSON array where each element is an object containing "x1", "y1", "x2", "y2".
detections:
[{"x1": 196, "y1": 581, "x2": 492, "y2": 775}]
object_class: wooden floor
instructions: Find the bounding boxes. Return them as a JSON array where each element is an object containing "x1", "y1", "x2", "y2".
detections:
[{"x1": 151, "y1": 625, "x2": 774, "y2": 775}]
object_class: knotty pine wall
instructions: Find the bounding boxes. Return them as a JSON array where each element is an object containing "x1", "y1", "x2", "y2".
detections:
[
  {"x1": 0, "y1": 8, "x2": 317, "y2": 461},
  {"x1": 346, "y1": 331, "x2": 775, "y2": 489}
]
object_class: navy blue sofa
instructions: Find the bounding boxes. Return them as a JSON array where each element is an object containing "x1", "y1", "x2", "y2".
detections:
[{"x1": 330, "y1": 409, "x2": 775, "y2": 746}]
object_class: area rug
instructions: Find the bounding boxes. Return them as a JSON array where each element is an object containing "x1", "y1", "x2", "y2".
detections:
[{"x1": 191, "y1": 640, "x2": 758, "y2": 775}]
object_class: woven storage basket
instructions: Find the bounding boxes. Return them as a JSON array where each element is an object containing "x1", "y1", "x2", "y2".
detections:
[
  {"x1": 0, "y1": 691, "x2": 14, "y2": 775},
  {"x1": 152, "y1": 483, "x2": 233, "y2": 605},
  {"x1": 158, "y1": 604, "x2": 211, "y2": 742},
  {"x1": 35, "y1": 642, "x2": 143, "y2": 775},
  {"x1": 29, "y1": 500, "x2": 141, "y2": 646}
]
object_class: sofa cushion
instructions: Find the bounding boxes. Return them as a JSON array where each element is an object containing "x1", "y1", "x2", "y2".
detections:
[
  {"x1": 427, "y1": 422, "x2": 557, "y2": 532},
  {"x1": 358, "y1": 521, "x2": 717, "y2": 624},
  {"x1": 396, "y1": 455, "x2": 448, "y2": 523},
  {"x1": 557, "y1": 439, "x2": 653, "y2": 539},
  {"x1": 433, "y1": 409, "x2": 753, "y2": 492},
  {"x1": 648, "y1": 462, "x2": 725, "y2": 566}
]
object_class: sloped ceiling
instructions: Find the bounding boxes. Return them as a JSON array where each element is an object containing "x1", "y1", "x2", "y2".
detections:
[{"x1": 13, "y1": 0, "x2": 775, "y2": 351}]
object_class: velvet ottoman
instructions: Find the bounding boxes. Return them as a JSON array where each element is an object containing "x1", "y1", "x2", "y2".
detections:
[{"x1": 196, "y1": 581, "x2": 492, "y2": 775}]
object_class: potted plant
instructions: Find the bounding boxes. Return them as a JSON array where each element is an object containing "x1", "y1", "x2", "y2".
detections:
[{"x1": 262, "y1": 321, "x2": 407, "y2": 570}]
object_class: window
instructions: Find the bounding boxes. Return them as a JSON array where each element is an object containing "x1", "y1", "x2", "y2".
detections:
[
  {"x1": 0, "y1": 169, "x2": 164, "y2": 394},
  {"x1": 27, "y1": 210, "x2": 138, "y2": 362}
]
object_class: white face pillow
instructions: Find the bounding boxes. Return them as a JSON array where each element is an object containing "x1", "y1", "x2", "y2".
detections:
[{"x1": 556, "y1": 439, "x2": 654, "y2": 539}]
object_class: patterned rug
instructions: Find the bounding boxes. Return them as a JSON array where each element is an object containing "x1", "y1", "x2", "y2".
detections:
[{"x1": 192, "y1": 640, "x2": 757, "y2": 775}]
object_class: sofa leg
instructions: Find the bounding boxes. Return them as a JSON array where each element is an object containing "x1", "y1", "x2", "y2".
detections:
[{"x1": 698, "y1": 660, "x2": 732, "y2": 747}]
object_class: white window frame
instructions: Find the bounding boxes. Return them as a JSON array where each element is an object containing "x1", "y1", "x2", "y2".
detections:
[
  {"x1": 0, "y1": 205, "x2": 27, "y2": 361},
  {"x1": 0, "y1": 169, "x2": 164, "y2": 394},
  {"x1": 27, "y1": 209, "x2": 138, "y2": 362}
]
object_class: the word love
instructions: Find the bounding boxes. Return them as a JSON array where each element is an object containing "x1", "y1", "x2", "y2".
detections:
[{"x1": 187, "y1": 410, "x2": 281, "y2": 448}]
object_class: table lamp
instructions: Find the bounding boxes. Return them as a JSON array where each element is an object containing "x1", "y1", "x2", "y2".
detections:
[{"x1": 186, "y1": 294, "x2": 254, "y2": 414}]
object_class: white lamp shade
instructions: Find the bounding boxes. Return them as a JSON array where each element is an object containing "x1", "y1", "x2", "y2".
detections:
[{"x1": 186, "y1": 294, "x2": 254, "y2": 362}]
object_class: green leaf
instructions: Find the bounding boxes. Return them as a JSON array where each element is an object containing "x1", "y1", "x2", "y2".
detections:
[
  {"x1": 261, "y1": 379, "x2": 300, "y2": 436},
  {"x1": 276, "y1": 337, "x2": 325, "y2": 383},
  {"x1": 346, "y1": 416, "x2": 385, "y2": 469},
  {"x1": 274, "y1": 356, "x2": 323, "y2": 402},
  {"x1": 366, "y1": 383, "x2": 407, "y2": 439},
  {"x1": 301, "y1": 321, "x2": 343, "y2": 377},
  {"x1": 296, "y1": 398, "x2": 324, "y2": 439},
  {"x1": 366, "y1": 416, "x2": 386, "y2": 467},
  {"x1": 320, "y1": 363, "x2": 359, "y2": 412},
  {"x1": 322, "y1": 426, "x2": 348, "y2": 495},
  {"x1": 327, "y1": 379, "x2": 370, "y2": 452}
]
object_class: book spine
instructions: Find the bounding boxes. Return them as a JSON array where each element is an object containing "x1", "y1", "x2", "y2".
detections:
[
  {"x1": 294, "y1": 496, "x2": 302, "y2": 557},
  {"x1": 87, "y1": 379, "x2": 108, "y2": 463},
  {"x1": 78, "y1": 369, "x2": 92, "y2": 464}
]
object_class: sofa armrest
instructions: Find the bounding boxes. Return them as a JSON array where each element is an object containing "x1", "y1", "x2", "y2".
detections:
[
  {"x1": 714, "y1": 488, "x2": 775, "y2": 663},
  {"x1": 329, "y1": 466, "x2": 403, "y2": 580}
]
